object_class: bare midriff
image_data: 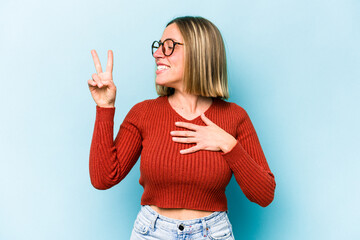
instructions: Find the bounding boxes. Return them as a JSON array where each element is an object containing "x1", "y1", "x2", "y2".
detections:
[{"x1": 149, "y1": 205, "x2": 214, "y2": 220}]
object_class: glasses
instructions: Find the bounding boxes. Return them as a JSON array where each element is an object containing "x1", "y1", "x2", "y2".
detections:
[{"x1": 151, "y1": 38, "x2": 184, "y2": 56}]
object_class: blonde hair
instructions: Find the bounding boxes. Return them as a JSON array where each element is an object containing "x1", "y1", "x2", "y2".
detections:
[{"x1": 155, "y1": 16, "x2": 229, "y2": 100}]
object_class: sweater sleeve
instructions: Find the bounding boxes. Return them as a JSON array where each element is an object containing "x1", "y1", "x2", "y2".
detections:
[
  {"x1": 221, "y1": 106, "x2": 276, "y2": 207},
  {"x1": 89, "y1": 102, "x2": 144, "y2": 190}
]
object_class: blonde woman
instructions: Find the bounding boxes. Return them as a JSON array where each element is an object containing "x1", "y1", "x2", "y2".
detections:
[{"x1": 88, "y1": 16, "x2": 276, "y2": 240}]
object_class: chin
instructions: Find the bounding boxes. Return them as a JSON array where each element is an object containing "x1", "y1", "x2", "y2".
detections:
[
  {"x1": 155, "y1": 78, "x2": 167, "y2": 87},
  {"x1": 156, "y1": 78, "x2": 173, "y2": 88},
  {"x1": 155, "y1": 75, "x2": 182, "y2": 89}
]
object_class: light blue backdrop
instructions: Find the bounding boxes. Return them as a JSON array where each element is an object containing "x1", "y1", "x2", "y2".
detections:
[{"x1": 0, "y1": 0, "x2": 359, "y2": 239}]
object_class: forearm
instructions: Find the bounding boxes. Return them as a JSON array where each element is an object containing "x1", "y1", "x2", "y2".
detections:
[
  {"x1": 89, "y1": 107, "x2": 120, "y2": 190},
  {"x1": 222, "y1": 141, "x2": 276, "y2": 207},
  {"x1": 89, "y1": 105, "x2": 143, "y2": 190}
]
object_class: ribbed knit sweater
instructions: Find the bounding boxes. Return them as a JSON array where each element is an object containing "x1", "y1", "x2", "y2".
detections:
[{"x1": 89, "y1": 95, "x2": 276, "y2": 211}]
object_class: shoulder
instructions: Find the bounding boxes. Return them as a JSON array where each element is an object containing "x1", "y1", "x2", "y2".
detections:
[
  {"x1": 216, "y1": 99, "x2": 254, "y2": 129},
  {"x1": 126, "y1": 96, "x2": 164, "y2": 115},
  {"x1": 130, "y1": 95, "x2": 167, "y2": 111},
  {"x1": 216, "y1": 98, "x2": 248, "y2": 117},
  {"x1": 121, "y1": 98, "x2": 154, "y2": 130}
]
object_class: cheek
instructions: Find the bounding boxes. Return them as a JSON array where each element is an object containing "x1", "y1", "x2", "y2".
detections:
[
  {"x1": 171, "y1": 57, "x2": 184, "y2": 73},
  {"x1": 171, "y1": 66, "x2": 183, "y2": 79}
]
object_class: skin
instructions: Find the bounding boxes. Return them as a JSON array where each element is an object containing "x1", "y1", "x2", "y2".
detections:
[
  {"x1": 88, "y1": 49, "x2": 116, "y2": 108},
  {"x1": 88, "y1": 23, "x2": 237, "y2": 220}
]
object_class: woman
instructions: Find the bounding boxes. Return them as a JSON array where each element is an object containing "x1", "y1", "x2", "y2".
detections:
[{"x1": 88, "y1": 16, "x2": 276, "y2": 240}]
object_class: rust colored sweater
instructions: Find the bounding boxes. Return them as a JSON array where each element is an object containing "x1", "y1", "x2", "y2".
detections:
[{"x1": 89, "y1": 95, "x2": 276, "y2": 211}]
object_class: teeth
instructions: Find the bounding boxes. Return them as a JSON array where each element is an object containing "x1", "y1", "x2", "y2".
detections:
[{"x1": 157, "y1": 65, "x2": 170, "y2": 71}]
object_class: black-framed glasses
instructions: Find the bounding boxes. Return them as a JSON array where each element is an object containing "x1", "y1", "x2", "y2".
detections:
[{"x1": 152, "y1": 38, "x2": 184, "y2": 56}]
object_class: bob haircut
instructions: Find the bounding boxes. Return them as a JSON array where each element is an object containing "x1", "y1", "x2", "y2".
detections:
[{"x1": 155, "y1": 16, "x2": 229, "y2": 100}]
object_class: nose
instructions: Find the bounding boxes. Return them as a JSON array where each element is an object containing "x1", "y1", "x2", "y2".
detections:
[{"x1": 153, "y1": 46, "x2": 165, "y2": 58}]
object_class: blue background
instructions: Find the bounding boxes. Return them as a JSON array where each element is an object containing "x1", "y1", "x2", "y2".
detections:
[{"x1": 0, "y1": 0, "x2": 359, "y2": 239}]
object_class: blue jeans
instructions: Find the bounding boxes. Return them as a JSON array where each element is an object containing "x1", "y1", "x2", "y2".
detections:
[{"x1": 130, "y1": 205, "x2": 235, "y2": 240}]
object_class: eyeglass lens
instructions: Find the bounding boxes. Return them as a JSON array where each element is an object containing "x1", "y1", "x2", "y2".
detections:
[{"x1": 152, "y1": 39, "x2": 175, "y2": 56}]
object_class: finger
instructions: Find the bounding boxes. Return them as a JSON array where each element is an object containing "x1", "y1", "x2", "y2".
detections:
[
  {"x1": 87, "y1": 79, "x2": 97, "y2": 87},
  {"x1": 106, "y1": 50, "x2": 113, "y2": 73},
  {"x1": 100, "y1": 80, "x2": 113, "y2": 89},
  {"x1": 180, "y1": 146, "x2": 201, "y2": 154},
  {"x1": 200, "y1": 113, "x2": 214, "y2": 125},
  {"x1": 175, "y1": 122, "x2": 199, "y2": 131},
  {"x1": 170, "y1": 130, "x2": 196, "y2": 137},
  {"x1": 92, "y1": 73, "x2": 103, "y2": 88},
  {"x1": 172, "y1": 136, "x2": 196, "y2": 143},
  {"x1": 91, "y1": 49, "x2": 103, "y2": 74}
]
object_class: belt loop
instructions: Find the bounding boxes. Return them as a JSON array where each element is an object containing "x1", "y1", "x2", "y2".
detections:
[
  {"x1": 201, "y1": 218, "x2": 208, "y2": 237},
  {"x1": 150, "y1": 212, "x2": 159, "y2": 231}
]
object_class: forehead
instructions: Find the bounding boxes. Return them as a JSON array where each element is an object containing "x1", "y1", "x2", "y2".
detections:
[{"x1": 161, "y1": 23, "x2": 183, "y2": 42}]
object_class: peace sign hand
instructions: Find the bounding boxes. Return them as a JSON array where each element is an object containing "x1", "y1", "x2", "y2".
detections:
[{"x1": 88, "y1": 49, "x2": 117, "y2": 108}]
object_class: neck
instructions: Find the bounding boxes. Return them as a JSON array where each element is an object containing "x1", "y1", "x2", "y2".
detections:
[{"x1": 168, "y1": 91, "x2": 213, "y2": 114}]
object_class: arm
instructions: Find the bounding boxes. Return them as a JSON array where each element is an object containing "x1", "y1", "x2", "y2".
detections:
[
  {"x1": 89, "y1": 102, "x2": 144, "y2": 190},
  {"x1": 221, "y1": 107, "x2": 276, "y2": 207}
]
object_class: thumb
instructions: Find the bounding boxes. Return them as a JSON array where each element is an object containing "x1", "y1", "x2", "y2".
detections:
[
  {"x1": 200, "y1": 113, "x2": 214, "y2": 125},
  {"x1": 101, "y1": 80, "x2": 116, "y2": 90}
]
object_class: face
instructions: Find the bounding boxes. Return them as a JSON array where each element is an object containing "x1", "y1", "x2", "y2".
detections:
[{"x1": 153, "y1": 23, "x2": 185, "y2": 89}]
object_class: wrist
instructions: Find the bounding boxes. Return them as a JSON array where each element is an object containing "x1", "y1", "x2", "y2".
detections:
[
  {"x1": 220, "y1": 137, "x2": 237, "y2": 154},
  {"x1": 97, "y1": 104, "x2": 115, "y2": 108}
]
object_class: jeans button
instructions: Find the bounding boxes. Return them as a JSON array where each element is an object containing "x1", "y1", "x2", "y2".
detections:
[{"x1": 178, "y1": 223, "x2": 184, "y2": 230}]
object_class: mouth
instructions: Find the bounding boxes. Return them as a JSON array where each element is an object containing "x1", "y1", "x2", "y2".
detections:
[{"x1": 156, "y1": 64, "x2": 170, "y2": 74}]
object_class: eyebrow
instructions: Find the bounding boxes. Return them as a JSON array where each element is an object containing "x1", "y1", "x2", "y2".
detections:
[{"x1": 159, "y1": 38, "x2": 178, "y2": 43}]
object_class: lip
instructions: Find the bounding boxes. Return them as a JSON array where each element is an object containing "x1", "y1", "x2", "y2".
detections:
[
  {"x1": 156, "y1": 62, "x2": 170, "y2": 67},
  {"x1": 156, "y1": 62, "x2": 171, "y2": 74}
]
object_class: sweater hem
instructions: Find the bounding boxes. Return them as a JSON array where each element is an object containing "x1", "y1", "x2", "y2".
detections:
[{"x1": 140, "y1": 201, "x2": 228, "y2": 212}]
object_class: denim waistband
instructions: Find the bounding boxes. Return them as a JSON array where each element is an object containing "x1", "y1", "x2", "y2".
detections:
[{"x1": 137, "y1": 205, "x2": 228, "y2": 234}]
